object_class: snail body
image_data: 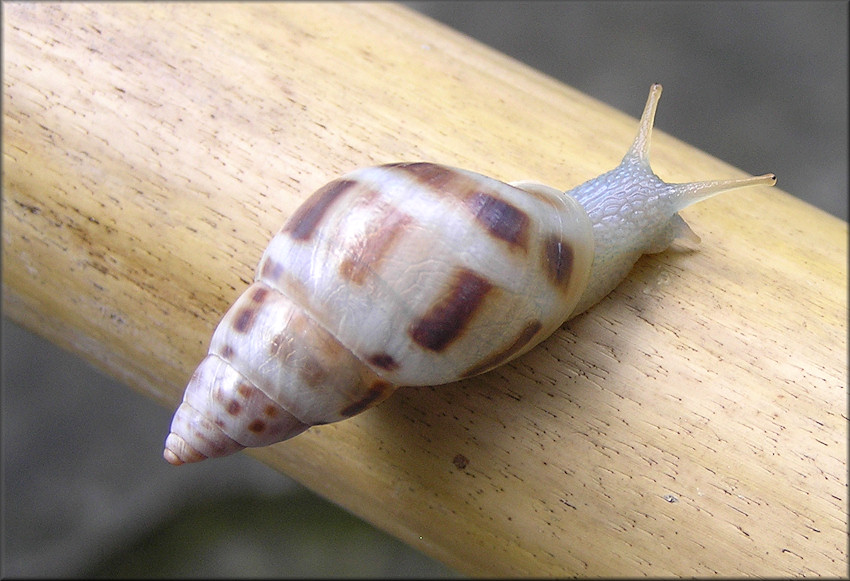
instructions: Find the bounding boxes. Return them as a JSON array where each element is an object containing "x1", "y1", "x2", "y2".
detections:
[{"x1": 164, "y1": 84, "x2": 776, "y2": 465}]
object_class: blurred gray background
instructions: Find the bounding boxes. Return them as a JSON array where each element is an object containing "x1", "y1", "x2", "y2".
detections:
[{"x1": 3, "y1": 2, "x2": 846, "y2": 578}]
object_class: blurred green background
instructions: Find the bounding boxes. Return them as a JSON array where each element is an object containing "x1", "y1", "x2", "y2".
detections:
[{"x1": 3, "y1": 2, "x2": 845, "y2": 578}]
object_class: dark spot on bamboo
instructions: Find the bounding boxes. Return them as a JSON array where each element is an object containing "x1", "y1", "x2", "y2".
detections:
[
  {"x1": 367, "y1": 353, "x2": 399, "y2": 371},
  {"x1": 453, "y1": 453, "x2": 470, "y2": 470},
  {"x1": 340, "y1": 380, "x2": 393, "y2": 417},
  {"x1": 461, "y1": 320, "x2": 543, "y2": 378},
  {"x1": 466, "y1": 192, "x2": 529, "y2": 250},
  {"x1": 544, "y1": 235, "x2": 574, "y2": 287},
  {"x1": 284, "y1": 179, "x2": 355, "y2": 241},
  {"x1": 409, "y1": 269, "x2": 493, "y2": 352}
]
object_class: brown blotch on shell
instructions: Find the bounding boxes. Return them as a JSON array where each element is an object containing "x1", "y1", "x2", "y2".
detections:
[
  {"x1": 226, "y1": 400, "x2": 242, "y2": 416},
  {"x1": 236, "y1": 383, "x2": 253, "y2": 398},
  {"x1": 466, "y1": 192, "x2": 529, "y2": 250},
  {"x1": 386, "y1": 164, "x2": 531, "y2": 252},
  {"x1": 219, "y1": 344, "x2": 235, "y2": 361},
  {"x1": 340, "y1": 380, "x2": 394, "y2": 418},
  {"x1": 233, "y1": 306, "x2": 258, "y2": 334},
  {"x1": 249, "y1": 286, "x2": 269, "y2": 304},
  {"x1": 339, "y1": 207, "x2": 412, "y2": 285},
  {"x1": 543, "y1": 235, "x2": 574, "y2": 288},
  {"x1": 388, "y1": 163, "x2": 486, "y2": 208},
  {"x1": 461, "y1": 320, "x2": 543, "y2": 378},
  {"x1": 232, "y1": 286, "x2": 269, "y2": 334},
  {"x1": 248, "y1": 419, "x2": 266, "y2": 433},
  {"x1": 260, "y1": 258, "x2": 285, "y2": 282},
  {"x1": 384, "y1": 162, "x2": 459, "y2": 190},
  {"x1": 367, "y1": 352, "x2": 399, "y2": 371},
  {"x1": 284, "y1": 179, "x2": 355, "y2": 241},
  {"x1": 298, "y1": 354, "x2": 329, "y2": 388},
  {"x1": 409, "y1": 268, "x2": 493, "y2": 352}
]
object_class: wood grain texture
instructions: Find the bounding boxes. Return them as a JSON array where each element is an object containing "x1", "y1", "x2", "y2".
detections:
[{"x1": 3, "y1": 3, "x2": 846, "y2": 577}]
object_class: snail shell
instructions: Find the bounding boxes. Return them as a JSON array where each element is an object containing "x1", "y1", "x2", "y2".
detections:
[
  {"x1": 164, "y1": 84, "x2": 776, "y2": 464},
  {"x1": 165, "y1": 164, "x2": 593, "y2": 463}
]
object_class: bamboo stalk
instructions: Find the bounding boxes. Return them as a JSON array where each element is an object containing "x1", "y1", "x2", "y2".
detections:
[{"x1": 3, "y1": 3, "x2": 846, "y2": 576}]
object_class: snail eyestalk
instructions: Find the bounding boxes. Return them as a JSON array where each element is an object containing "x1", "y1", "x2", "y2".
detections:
[{"x1": 567, "y1": 84, "x2": 777, "y2": 316}]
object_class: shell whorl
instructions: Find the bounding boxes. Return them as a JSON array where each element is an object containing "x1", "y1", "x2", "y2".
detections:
[
  {"x1": 162, "y1": 283, "x2": 394, "y2": 465},
  {"x1": 164, "y1": 163, "x2": 594, "y2": 464},
  {"x1": 260, "y1": 163, "x2": 593, "y2": 385}
]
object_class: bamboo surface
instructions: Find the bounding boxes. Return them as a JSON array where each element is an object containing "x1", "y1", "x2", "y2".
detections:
[{"x1": 3, "y1": 3, "x2": 847, "y2": 577}]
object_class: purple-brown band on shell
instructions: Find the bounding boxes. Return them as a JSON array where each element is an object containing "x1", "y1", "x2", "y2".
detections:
[
  {"x1": 409, "y1": 268, "x2": 493, "y2": 352},
  {"x1": 383, "y1": 162, "x2": 459, "y2": 190},
  {"x1": 232, "y1": 286, "x2": 269, "y2": 334},
  {"x1": 204, "y1": 361, "x2": 310, "y2": 445},
  {"x1": 367, "y1": 352, "x2": 399, "y2": 371},
  {"x1": 260, "y1": 258, "x2": 285, "y2": 282},
  {"x1": 297, "y1": 354, "x2": 329, "y2": 388},
  {"x1": 340, "y1": 380, "x2": 394, "y2": 417},
  {"x1": 461, "y1": 320, "x2": 543, "y2": 378},
  {"x1": 544, "y1": 235, "x2": 575, "y2": 288},
  {"x1": 465, "y1": 192, "x2": 529, "y2": 250},
  {"x1": 219, "y1": 344, "x2": 235, "y2": 361},
  {"x1": 284, "y1": 179, "x2": 355, "y2": 241},
  {"x1": 339, "y1": 206, "x2": 412, "y2": 285},
  {"x1": 267, "y1": 318, "x2": 331, "y2": 389},
  {"x1": 387, "y1": 163, "x2": 531, "y2": 251}
]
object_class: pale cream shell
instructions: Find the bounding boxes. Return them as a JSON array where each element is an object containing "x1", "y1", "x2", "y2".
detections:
[{"x1": 164, "y1": 163, "x2": 593, "y2": 464}]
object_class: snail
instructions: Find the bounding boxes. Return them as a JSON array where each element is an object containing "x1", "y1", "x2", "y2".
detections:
[{"x1": 163, "y1": 84, "x2": 776, "y2": 465}]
